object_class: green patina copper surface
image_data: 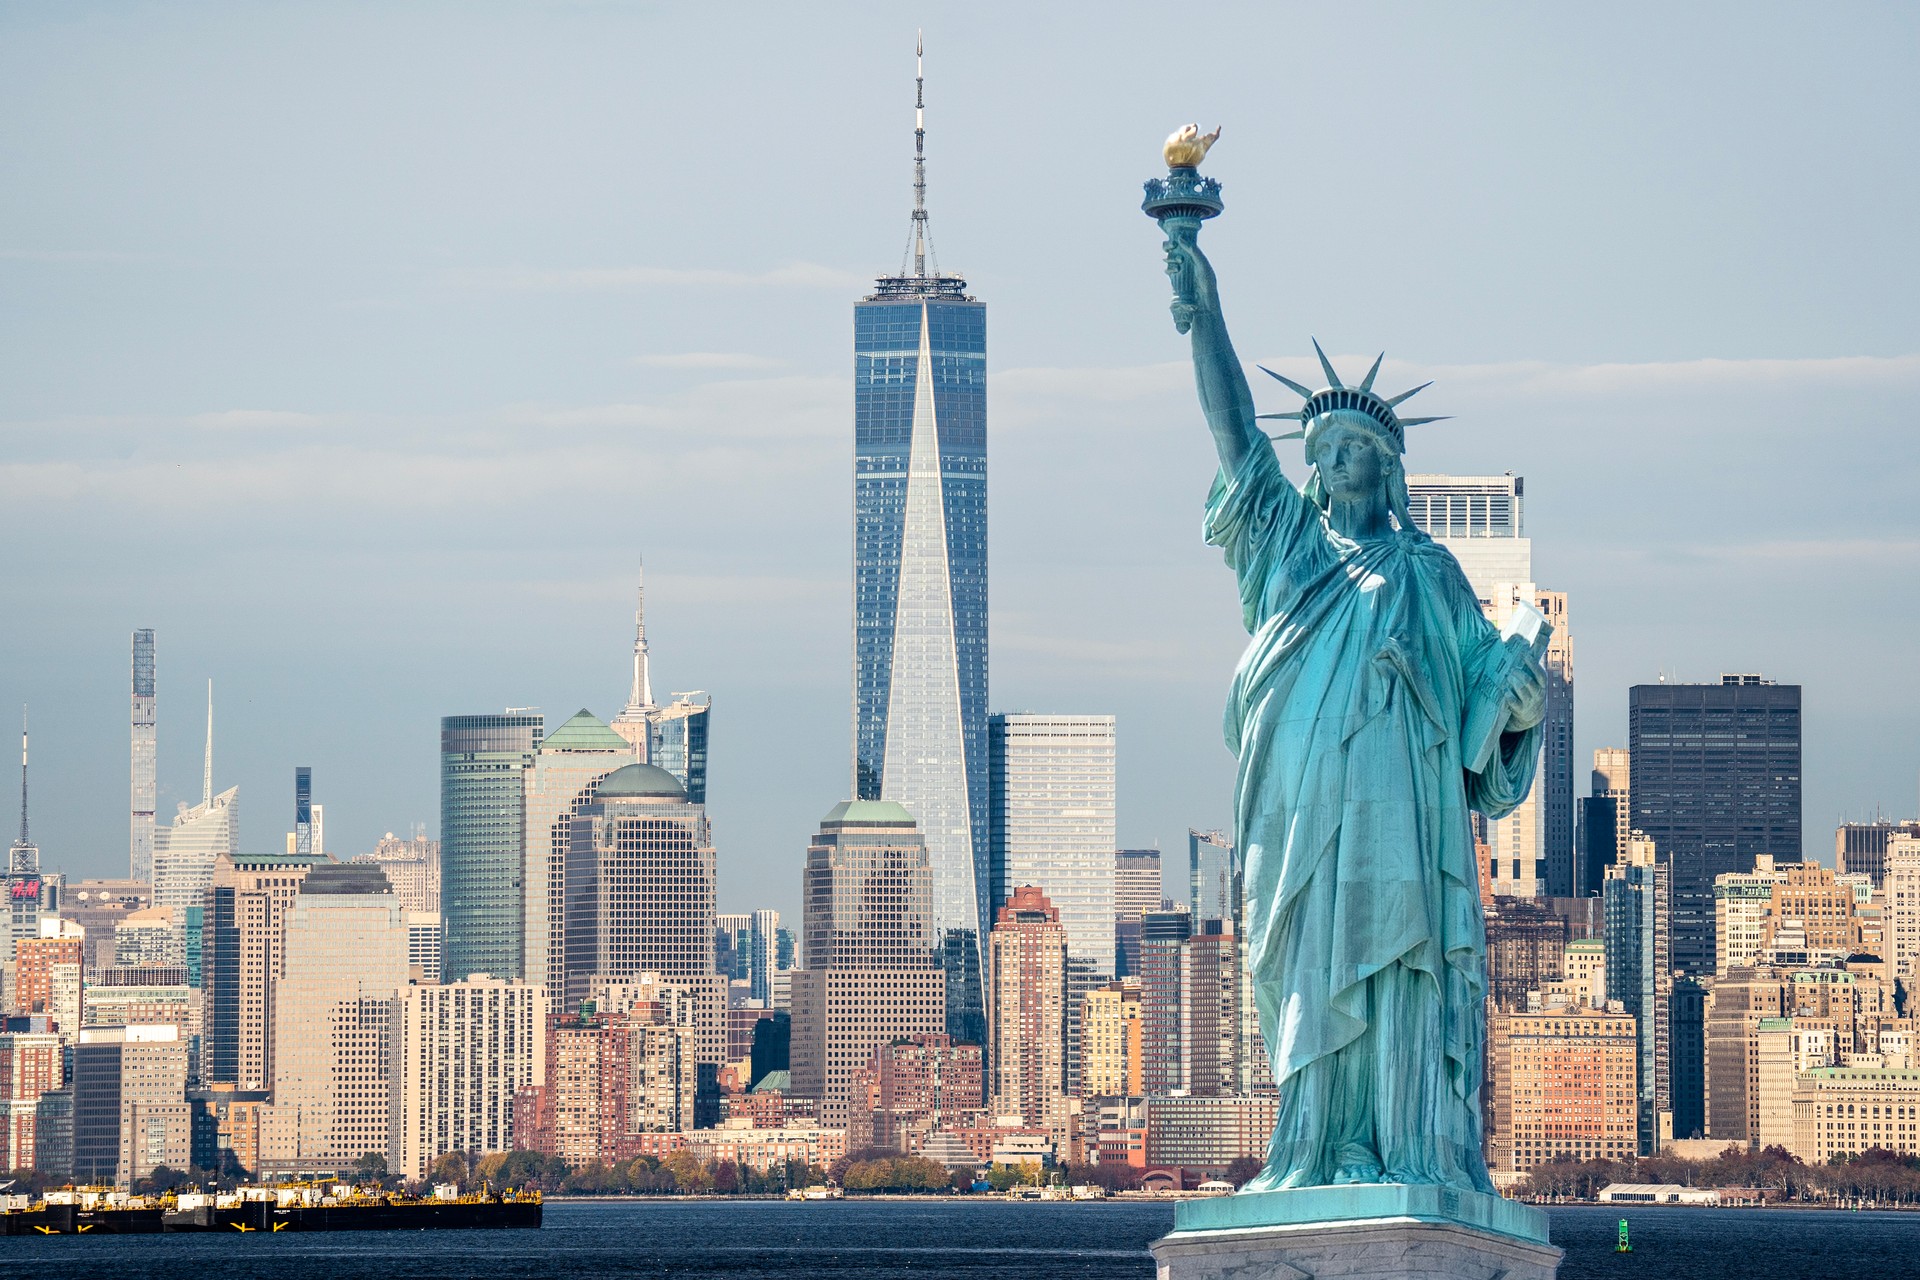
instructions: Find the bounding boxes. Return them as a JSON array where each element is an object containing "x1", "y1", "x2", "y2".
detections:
[{"x1": 1150, "y1": 148, "x2": 1549, "y2": 1207}]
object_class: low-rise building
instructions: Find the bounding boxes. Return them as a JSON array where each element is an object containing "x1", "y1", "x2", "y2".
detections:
[
  {"x1": 1141, "y1": 1094, "x2": 1279, "y2": 1175},
  {"x1": 846, "y1": 1032, "x2": 983, "y2": 1153},
  {"x1": 684, "y1": 1120, "x2": 846, "y2": 1172},
  {"x1": 1791, "y1": 1067, "x2": 1920, "y2": 1162}
]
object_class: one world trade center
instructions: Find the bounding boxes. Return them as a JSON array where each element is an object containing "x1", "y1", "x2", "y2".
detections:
[{"x1": 851, "y1": 39, "x2": 987, "y2": 1044}]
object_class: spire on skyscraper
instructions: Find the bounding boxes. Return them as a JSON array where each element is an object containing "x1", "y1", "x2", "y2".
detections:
[
  {"x1": 203, "y1": 679, "x2": 214, "y2": 807},
  {"x1": 873, "y1": 34, "x2": 969, "y2": 302},
  {"x1": 626, "y1": 562, "x2": 656, "y2": 718},
  {"x1": 9, "y1": 707, "x2": 37, "y2": 876},
  {"x1": 16, "y1": 707, "x2": 27, "y2": 846},
  {"x1": 909, "y1": 31, "x2": 932, "y2": 278}
]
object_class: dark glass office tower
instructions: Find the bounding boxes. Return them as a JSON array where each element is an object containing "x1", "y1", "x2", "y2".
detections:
[
  {"x1": 1629, "y1": 675, "x2": 1801, "y2": 978},
  {"x1": 440, "y1": 712, "x2": 543, "y2": 982},
  {"x1": 851, "y1": 43, "x2": 987, "y2": 1045}
]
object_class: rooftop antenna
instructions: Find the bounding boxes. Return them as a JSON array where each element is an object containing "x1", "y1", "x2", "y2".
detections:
[
  {"x1": 898, "y1": 31, "x2": 942, "y2": 279},
  {"x1": 17, "y1": 707, "x2": 27, "y2": 845},
  {"x1": 203, "y1": 678, "x2": 214, "y2": 807},
  {"x1": 913, "y1": 32, "x2": 927, "y2": 277},
  {"x1": 9, "y1": 708, "x2": 36, "y2": 876}
]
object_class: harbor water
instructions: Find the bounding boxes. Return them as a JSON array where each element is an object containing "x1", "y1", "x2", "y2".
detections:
[{"x1": 4, "y1": 1199, "x2": 1917, "y2": 1279}]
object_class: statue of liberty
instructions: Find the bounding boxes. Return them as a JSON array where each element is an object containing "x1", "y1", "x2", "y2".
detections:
[{"x1": 1152, "y1": 129, "x2": 1549, "y2": 1195}]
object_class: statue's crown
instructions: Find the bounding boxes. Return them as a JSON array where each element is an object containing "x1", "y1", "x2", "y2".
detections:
[{"x1": 1255, "y1": 340, "x2": 1448, "y2": 455}]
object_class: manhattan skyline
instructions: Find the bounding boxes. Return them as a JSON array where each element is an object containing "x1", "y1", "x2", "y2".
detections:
[{"x1": 2, "y1": 4, "x2": 1917, "y2": 927}]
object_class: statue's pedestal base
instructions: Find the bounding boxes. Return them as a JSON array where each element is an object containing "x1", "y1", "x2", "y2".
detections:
[{"x1": 1150, "y1": 1184, "x2": 1561, "y2": 1280}]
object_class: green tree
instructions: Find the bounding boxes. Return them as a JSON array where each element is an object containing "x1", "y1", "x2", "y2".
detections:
[{"x1": 426, "y1": 1151, "x2": 469, "y2": 1189}]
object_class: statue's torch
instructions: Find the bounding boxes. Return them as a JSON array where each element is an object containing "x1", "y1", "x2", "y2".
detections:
[{"x1": 1143, "y1": 125, "x2": 1224, "y2": 318}]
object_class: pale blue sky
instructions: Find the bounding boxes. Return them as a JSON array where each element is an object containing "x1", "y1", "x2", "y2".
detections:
[{"x1": 3, "y1": 2, "x2": 1917, "y2": 921}]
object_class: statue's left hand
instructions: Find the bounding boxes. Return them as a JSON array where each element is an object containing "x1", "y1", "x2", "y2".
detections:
[{"x1": 1501, "y1": 636, "x2": 1547, "y2": 731}]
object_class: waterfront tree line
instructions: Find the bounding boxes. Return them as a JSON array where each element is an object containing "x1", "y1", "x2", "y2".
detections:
[{"x1": 1522, "y1": 1145, "x2": 1920, "y2": 1206}]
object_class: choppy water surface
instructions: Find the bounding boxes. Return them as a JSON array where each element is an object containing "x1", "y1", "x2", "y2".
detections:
[{"x1": 6, "y1": 1199, "x2": 1918, "y2": 1278}]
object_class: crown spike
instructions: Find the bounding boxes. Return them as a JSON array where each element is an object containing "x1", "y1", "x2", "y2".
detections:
[
  {"x1": 1359, "y1": 353, "x2": 1385, "y2": 392},
  {"x1": 1310, "y1": 338, "x2": 1343, "y2": 388},
  {"x1": 1255, "y1": 411, "x2": 1305, "y2": 421},
  {"x1": 1266, "y1": 428, "x2": 1306, "y2": 440},
  {"x1": 1397, "y1": 416, "x2": 1451, "y2": 427},
  {"x1": 1257, "y1": 365, "x2": 1315, "y2": 399},
  {"x1": 1385, "y1": 382, "x2": 1431, "y2": 407}
]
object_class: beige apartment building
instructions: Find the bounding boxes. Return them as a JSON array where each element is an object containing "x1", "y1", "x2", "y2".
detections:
[
  {"x1": 1488, "y1": 1008, "x2": 1637, "y2": 1177},
  {"x1": 1080, "y1": 980, "x2": 1143, "y2": 1098}
]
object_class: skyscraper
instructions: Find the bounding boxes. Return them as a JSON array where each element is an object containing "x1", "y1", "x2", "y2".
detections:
[
  {"x1": 987, "y1": 713, "x2": 1117, "y2": 977},
  {"x1": 440, "y1": 711, "x2": 543, "y2": 982},
  {"x1": 1404, "y1": 473, "x2": 1531, "y2": 609},
  {"x1": 130, "y1": 630, "x2": 156, "y2": 885},
  {"x1": 985, "y1": 886, "x2": 1069, "y2": 1131},
  {"x1": 1406, "y1": 474, "x2": 1574, "y2": 899},
  {"x1": 1113, "y1": 849, "x2": 1163, "y2": 919},
  {"x1": 153, "y1": 685, "x2": 237, "y2": 958},
  {"x1": 264, "y1": 862, "x2": 409, "y2": 1173},
  {"x1": 1187, "y1": 829, "x2": 1237, "y2": 927},
  {"x1": 651, "y1": 692, "x2": 711, "y2": 804},
  {"x1": 522, "y1": 709, "x2": 640, "y2": 1006},
  {"x1": 1629, "y1": 674, "x2": 1802, "y2": 978},
  {"x1": 1604, "y1": 835, "x2": 1671, "y2": 1153},
  {"x1": 607, "y1": 567, "x2": 712, "y2": 802},
  {"x1": 561, "y1": 762, "x2": 724, "y2": 1064},
  {"x1": 202, "y1": 850, "x2": 323, "y2": 1090},
  {"x1": 852, "y1": 42, "x2": 988, "y2": 1046},
  {"x1": 1579, "y1": 748, "x2": 1631, "y2": 897},
  {"x1": 790, "y1": 801, "x2": 949, "y2": 1128},
  {"x1": 7, "y1": 714, "x2": 42, "y2": 961},
  {"x1": 1535, "y1": 590, "x2": 1575, "y2": 897},
  {"x1": 293, "y1": 767, "x2": 312, "y2": 857}
]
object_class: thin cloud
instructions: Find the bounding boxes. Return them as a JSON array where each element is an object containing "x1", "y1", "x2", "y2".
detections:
[
  {"x1": 186, "y1": 410, "x2": 326, "y2": 431},
  {"x1": 445, "y1": 262, "x2": 867, "y2": 293},
  {"x1": 630, "y1": 352, "x2": 788, "y2": 371},
  {"x1": 0, "y1": 248, "x2": 170, "y2": 265}
]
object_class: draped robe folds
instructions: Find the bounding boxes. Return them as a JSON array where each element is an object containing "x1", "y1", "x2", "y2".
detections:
[{"x1": 1206, "y1": 442, "x2": 1541, "y2": 1193}]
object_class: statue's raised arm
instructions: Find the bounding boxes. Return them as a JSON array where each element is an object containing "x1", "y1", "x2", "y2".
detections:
[
  {"x1": 1143, "y1": 127, "x2": 1267, "y2": 479},
  {"x1": 1164, "y1": 227, "x2": 1264, "y2": 476}
]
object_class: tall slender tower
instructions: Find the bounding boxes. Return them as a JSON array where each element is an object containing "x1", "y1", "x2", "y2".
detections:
[
  {"x1": 8, "y1": 710, "x2": 43, "y2": 958},
  {"x1": 131, "y1": 629, "x2": 156, "y2": 883},
  {"x1": 9, "y1": 711, "x2": 37, "y2": 876},
  {"x1": 294, "y1": 767, "x2": 313, "y2": 856},
  {"x1": 851, "y1": 36, "x2": 988, "y2": 1044}
]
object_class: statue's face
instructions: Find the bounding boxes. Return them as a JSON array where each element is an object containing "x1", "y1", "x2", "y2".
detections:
[{"x1": 1312, "y1": 420, "x2": 1388, "y2": 503}]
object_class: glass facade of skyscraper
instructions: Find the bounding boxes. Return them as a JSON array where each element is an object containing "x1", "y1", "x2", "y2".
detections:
[
  {"x1": 1629, "y1": 675, "x2": 1802, "y2": 978},
  {"x1": 987, "y1": 713, "x2": 1116, "y2": 977},
  {"x1": 853, "y1": 277, "x2": 987, "y2": 1044},
  {"x1": 440, "y1": 712, "x2": 542, "y2": 983}
]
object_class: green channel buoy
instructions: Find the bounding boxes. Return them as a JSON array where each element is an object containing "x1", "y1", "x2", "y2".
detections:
[{"x1": 1616, "y1": 1218, "x2": 1631, "y2": 1253}]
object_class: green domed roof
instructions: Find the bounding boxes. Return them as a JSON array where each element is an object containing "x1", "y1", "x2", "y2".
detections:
[{"x1": 597, "y1": 763, "x2": 687, "y2": 801}]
